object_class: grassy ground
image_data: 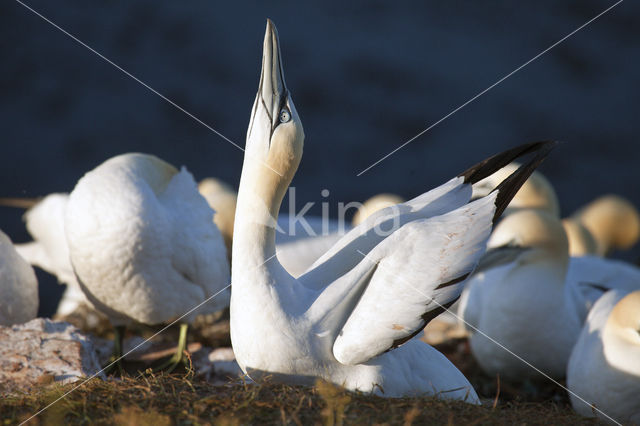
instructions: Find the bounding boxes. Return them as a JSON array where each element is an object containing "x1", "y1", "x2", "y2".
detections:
[
  {"x1": 0, "y1": 318, "x2": 603, "y2": 425},
  {"x1": 2, "y1": 372, "x2": 598, "y2": 425}
]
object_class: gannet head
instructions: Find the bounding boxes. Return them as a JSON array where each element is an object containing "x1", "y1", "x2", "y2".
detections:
[
  {"x1": 603, "y1": 290, "x2": 640, "y2": 375},
  {"x1": 245, "y1": 19, "x2": 304, "y2": 182},
  {"x1": 572, "y1": 195, "x2": 640, "y2": 255},
  {"x1": 472, "y1": 162, "x2": 560, "y2": 218},
  {"x1": 488, "y1": 209, "x2": 569, "y2": 267}
]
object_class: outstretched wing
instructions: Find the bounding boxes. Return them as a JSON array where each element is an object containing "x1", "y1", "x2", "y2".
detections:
[
  {"x1": 329, "y1": 194, "x2": 497, "y2": 365},
  {"x1": 298, "y1": 141, "x2": 556, "y2": 291}
]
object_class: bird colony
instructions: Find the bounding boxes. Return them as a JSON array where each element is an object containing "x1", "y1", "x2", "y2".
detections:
[{"x1": 1, "y1": 21, "x2": 638, "y2": 424}]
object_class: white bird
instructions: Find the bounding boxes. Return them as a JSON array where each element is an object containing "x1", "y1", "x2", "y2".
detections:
[
  {"x1": 566, "y1": 255, "x2": 640, "y2": 322},
  {"x1": 65, "y1": 153, "x2": 230, "y2": 371},
  {"x1": 0, "y1": 229, "x2": 38, "y2": 326},
  {"x1": 567, "y1": 289, "x2": 640, "y2": 424},
  {"x1": 461, "y1": 209, "x2": 640, "y2": 380},
  {"x1": 230, "y1": 20, "x2": 555, "y2": 400},
  {"x1": 1, "y1": 193, "x2": 94, "y2": 318},
  {"x1": 463, "y1": 210, "x2": 583, "y2": 380}
]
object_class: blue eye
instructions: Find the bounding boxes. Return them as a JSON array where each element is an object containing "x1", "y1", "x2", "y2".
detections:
[{"x1": 279, "y1": 109, "x2": 291, "y2": 123}]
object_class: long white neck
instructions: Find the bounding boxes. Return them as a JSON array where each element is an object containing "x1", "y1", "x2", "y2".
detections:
[{"x1": 232, "y1": 152, "x2": 297, "y2": 270}]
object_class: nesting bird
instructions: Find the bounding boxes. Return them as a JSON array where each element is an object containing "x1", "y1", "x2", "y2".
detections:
[
  {"x1": 460, "y1": 208, "x2": 640, "y2": 380},
  {"x1": 462, "y1": 210, "x2": 582, "y2": 380},
  {"x1": 65, "y1": 153, "x2": 230, "y2": 370},
  {"x1": 567, "y1": 290, "x2": 640, "y2": 424},
  {"x1": 230, "y1": 20, "x2": 555, "y2": 401},
  {"x1": 0, "y1": 229, "x2": 38, "y2": 326}
]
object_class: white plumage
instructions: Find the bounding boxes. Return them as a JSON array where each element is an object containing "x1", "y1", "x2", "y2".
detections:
[
  {"x1": 65, "y1": 153, "x2": 230, "y2": 327},
  {"x1": 12, "y1": 193, "x2": 91, "y2": 317},
  {"x1": 0, "y1": 229, "x2": 38, "y2": 326},
  {"x1": 230, "y1": 20, "x2": 554, "y2": 401},
  {"x1": 567, "y1": 290, "x2": 640, "y2": 424},
  {"x1": 461, "y1": 209, "x2": 640, "y2": 380}
]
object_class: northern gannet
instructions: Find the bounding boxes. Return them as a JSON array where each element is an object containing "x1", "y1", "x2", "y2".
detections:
[
  {"x1": 65, "y1": 153, "x2": 230, "y2": 371},
  {"x1": 569, "y1": 195, "x2": 640, "y2": 256},
  {"x1": 471, "y1": 164, "x2": 637, "y2": 258},
  {"x1": 230, "y1": 20, "x2": 555, "y2": 400},
  {"x1": 567, "y1": 290, "x2": 640, "y2": 424},
  {"x1": 463, "y1": 210, "x2": 581, "y2": 380},
  {"x1": 461, "y1": 209, "x2": 640, "y2": 380},
  {"x1": 0, "y1": 229, "x2": 38, "y2": 326}
]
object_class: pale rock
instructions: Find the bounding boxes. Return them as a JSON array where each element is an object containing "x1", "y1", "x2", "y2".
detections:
[{"x1": 0, "y1": 318, "x2": 104, "y2": 394}]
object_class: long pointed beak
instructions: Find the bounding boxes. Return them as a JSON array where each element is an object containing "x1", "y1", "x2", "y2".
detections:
[{"x1": 259, "y1": 19, "x2": 288, "y2": 131}]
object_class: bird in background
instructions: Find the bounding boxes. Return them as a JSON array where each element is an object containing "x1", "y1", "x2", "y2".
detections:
[
  {"x1": 568, "y1": 195, "x2": 640, "y2": 257},
  {"x1": 64, "y1": 153, "x2": 230, "y2": 373},
  {"x1": 470, "y1": 164, "x2": 640, "y2": 257},
  {"x1": 567, "y1": 289, "x2": 640, "y2": 424},
  {"x1": 0, "y1": 229, "x2": 38, "y2": 326},
  {"x1": 460, "y1": 207, "x2": 640, "y2": 380}
]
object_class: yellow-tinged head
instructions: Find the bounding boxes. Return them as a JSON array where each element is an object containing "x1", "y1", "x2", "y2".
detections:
[
  {"x1": 488, "y1": 209, "x2": 569, "y2": 265},
  {"x1": 572, "y1": 195, "x2": 640, "y2": 255}
]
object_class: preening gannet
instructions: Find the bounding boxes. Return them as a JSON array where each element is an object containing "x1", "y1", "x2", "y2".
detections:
[
  {"x1": 569, "y1": 195, "x2": 640, "y2": 256},
  {"x1": 567, "y1": 290, "x2": 640, "y2": 424},
  {"x1": 230, "y1": 20, "x2": 555, "y2": 400},
  {"x1": 65, "y1": 153, "x2": 230, "y2": 371},
  {"x1": 0, "y1": 229, "x2": 38, "y2": 326}
]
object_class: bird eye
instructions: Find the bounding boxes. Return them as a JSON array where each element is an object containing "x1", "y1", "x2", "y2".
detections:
[{"x1": 279, "y1": 109, "x2": 291, "y2": 123}]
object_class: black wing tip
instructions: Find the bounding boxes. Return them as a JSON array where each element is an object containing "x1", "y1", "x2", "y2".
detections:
[
  {"x1": 490, "y1": 141, "x2": 557, "y2": 224},
  {"x1": 458, "y1": 140, "x2": 558, "y2": 185}
]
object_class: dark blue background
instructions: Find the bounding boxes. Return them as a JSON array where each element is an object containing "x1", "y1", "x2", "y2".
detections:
[{"x1": 1, "y1": 1, "x2": 638, "y2": 315}]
